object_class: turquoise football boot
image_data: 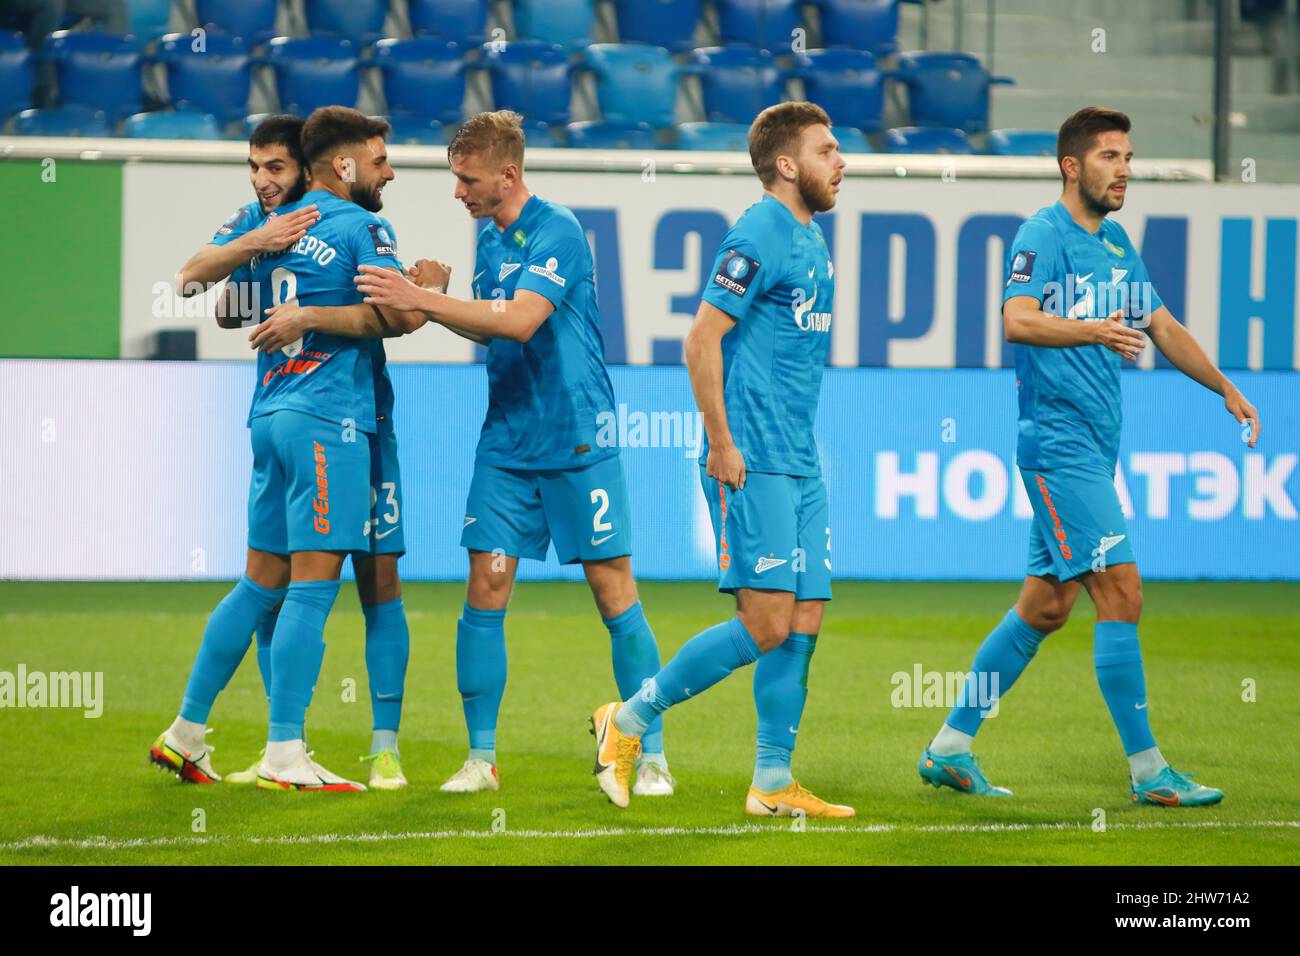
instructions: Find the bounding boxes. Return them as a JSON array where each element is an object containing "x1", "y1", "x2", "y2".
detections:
[
  {"x1": 1131, "y1": 767, "x2": 1223, "y2": 807},
  {"x1": 918, "y1": 748, "x2": 1012, "y2": 796}
]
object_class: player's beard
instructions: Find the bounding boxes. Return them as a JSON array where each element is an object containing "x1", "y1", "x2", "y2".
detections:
[
  {"x1": 350, "y1": 180, "x2": 384, "y2": 212},
  {"x1": 796, "y1": 168, "x2": 837, "y2": 214},
  {"x1": 1080, "y1": 167, "x2": 1123, "y2": 217},
  {"x1": 282, "y1": 175, "x2": 307, "y2": 206}
]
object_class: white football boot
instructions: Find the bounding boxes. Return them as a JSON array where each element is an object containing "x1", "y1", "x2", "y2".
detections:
[
  {"x1": 632, "y1": 760, "x2": 676, "y2": 796},
  {"x1": 149, "y1": 723, "x2": 221, "y2": 783},
  {"x1": 439, "y1": 758, "x2": 499, "y2": 792},
  {"x1": 256, "y1": 741, "x2": 366, "y2": 792}
]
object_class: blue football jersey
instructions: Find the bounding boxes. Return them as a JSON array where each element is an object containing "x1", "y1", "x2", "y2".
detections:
[
  {"x1": 246, "y1": 189, "x2": 402, "y2": 434},
  {"x1": 1003, "y1": 200, "x2": 1163, "y2": 471},
  {"x1": 211, "y1": 200, "x2": 265, "y2": 245},
  {"x1": 470, "y1": 194, "x2": 617, "y2": 471},
  {"x1": 700, "y1": 194, "x2": 833, "y2": 477}
]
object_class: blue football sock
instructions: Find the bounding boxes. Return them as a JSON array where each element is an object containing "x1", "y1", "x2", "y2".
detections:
[
  {"x1": 254, "y1": 606, "x2": 279, "y2": 703},
  {"x1": 944, "y1": 608, "x2": 1046, "y2": 738},
  {"x1": 457, "y1": 603, "x2": 507, "y2": 763},
  {"x1": 752, "y1": 631, "x2": 817, "y2": 792},
  {"x1": 615, "y1": 617, "x2": 761, "y2": 736},
  {"x1": 363, "y1": 598, "x2": 409, "y2": 734},
  {"x1": 181, "y1": 576, "x2": 287, "y2": 724},
  {"x1": 604, "y1": 601, "x2": 665, "y2": 757},
  {"x1": 1094, "y1": 621, "x2": 1157, "y2": 755},
  {"x1": 267, "y1": 580, "x2": 339, "y2": 743}
]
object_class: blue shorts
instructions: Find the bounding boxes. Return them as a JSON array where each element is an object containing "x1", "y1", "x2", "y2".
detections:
[
  {"x1": 364, "y1": 429, "x2": 405, "y2": 556},
  {"x1": 699, "y1": 467, "x2": 832, "y2": 601},
  {"x1": 461, "y1": 454, "x2": 632, "y2": 564},
  {"x1": 1022, "y1": 464, "x2": 1135, "y2": 582},
  {"x1": 247, "y1": 409, "x2": 371, "y2": 555}
]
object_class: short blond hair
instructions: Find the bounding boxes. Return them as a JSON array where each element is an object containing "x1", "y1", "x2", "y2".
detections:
[
  {"x1": 748, "y1": 102, "x2": 831, "y2": 187},
  {"x1": 448, "y1": 110, "x2": 526, "y2": 170}
]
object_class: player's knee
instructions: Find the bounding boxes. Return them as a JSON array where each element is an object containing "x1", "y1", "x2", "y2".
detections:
[
  {"x1": 356, "y1": 559, "x2": 401, "y2": 605},
  {"x1": 466, "y1": 569, "x2": 511, "y2": 610},
  {"x1": 1027, "y1": 601, "x2": 1072, "y2": 634},
  {"x1": 737, "y1": 611, "x2": 792, "y2": 653}
]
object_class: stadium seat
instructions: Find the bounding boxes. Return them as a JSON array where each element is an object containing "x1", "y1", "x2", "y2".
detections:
[
  {"x1": 714, "y1": 0, "x2": 801, "y2": 52},
  {"x1": 45, "y1": 31, "x2": 143, "y2": 116},
  {"x1": 792, "y1": 49, "x2": 888, "y2": 131},
  {"x1": 513, "y1": 0, "x2": 594, "y2": 51},
  {"x1": 15, "y1": 104, "x2": 115, "y2": 136},
  {"x1": 409, "y1": 0, "x2": 488, "y2": 45},
  {"x1": 687, "y1": 47, "x2": 784, "y2": 124},
  {"x1": 157, "y1": 33, "x2": 252, "y2": 124},
  {"x1": 375, "y1": 38, "x2": 465, "y2": 125},
  {"x1": 566, "y1": 120, "x2": 659, "y2": 149},
  {"x1": 834, "y1": 126, "x2": 873, "y2": 152},
  {"x1": 675, "y1": 121, "x2": 750, "y2": 150},
  {"x1": 816, "y1": 0, "x2": 903, "y2": 56},
  {"x1": 584, "y1": 44, "x2": 677, "y2": 128},
  {"x1": 126, "y1": 108, "x2": 224, "y2": 139},
  {"x1": 304, "y1": 0, "x2": 390, "y2": 49},
  {"x1": 483, "y1": 41, "x2": 571, "y2": 128},
  {"x1": 882, "y1": 125, "x2": 974, "y2": 154},
  {"x1": 0, "y1": 32, "x2": 33, "y2": 118},
  {"x1": 612, "y1": 0, "x2": 700, "y2": 53},
  {"x1": 127, "y1": 0, "x2": 174, "y2": 46},
  {"x1": 987, "y1": 128, "x2": 1057, "y2": 157},
  {"x1": 387, "y1": 114, "x2": 452, "y2": 144},
  {"x1": 195, "y1": 0, "x2": 280, "y2": 44},
  {"x1": 266, "y1": 36, "x2": 359, "y2": 115},
  {"x1": 895, "y1": 51, "x2": 1012, "y2": 134}
]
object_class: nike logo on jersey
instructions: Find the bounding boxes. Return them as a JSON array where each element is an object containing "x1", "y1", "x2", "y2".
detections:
[
  {"x1": 591, "y1": 532, "x2": 618, "y2": 546},
  {"x1": 374, "y1": 527, "x2": 398, "y2": 540},
  {"x1": 1111, "y1": 267, "x2": 1128, "y2": 285},
  {"x1": 472, "y1": 270, "x2": 485, "y2": 284},
  {"x1": 463, "y1": 516, "x2": 477, "y2": 528},
  {"x1": 1135, "y1": 702, "x2": 1148, "y2": 710},
  {"x1": 498, "y1": 261, "x2": 521, "y2": 282},
  {"x1": 807, "y1": 266, "x2": 815, "y2": 278},
  {"x1": 755, "y1": 556, "x2": 788, "y2": 574},
  {"x1": 1075, "y1": 273, "x2": 1094, "y2": 285}
]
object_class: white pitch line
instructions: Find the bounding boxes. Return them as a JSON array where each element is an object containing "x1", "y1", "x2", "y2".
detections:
[{"x1": 2, "y1": 819, "x2": 1296, "y2": 852}]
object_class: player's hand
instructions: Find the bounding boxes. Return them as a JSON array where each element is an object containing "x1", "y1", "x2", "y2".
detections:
[
  {"x1": 1224, "y1": 386, "x2": 1261, "y2": 448},
  {"x1": 1092, "y1": 310, "x2": 1146, "y2": 361},
  {"x1": 247, "y1": 205, "x2": 320, "y2": 253},
  {"x1": 355, "y1": 265, "x2": 429, "y2": 311},
  {"x1": 408, "y1": 258, "x2": 452, "y2": 292},
  {"x1": 250, "y1": 301, "x2": 312, "y2": 352},
  {"x1": 707, "y1": 441, "x2": 746, "y2": 490}
]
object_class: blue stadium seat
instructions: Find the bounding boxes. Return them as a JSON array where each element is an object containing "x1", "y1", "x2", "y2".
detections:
[
  {"x1": 675, "y1": 121, "x2": 750, "y2": 150},
  {"x1": 792, "y1": 48, "x2": 888, "y2": 131},
  {"x1": 613, "y1": 0, "x2": 700, "y2": 53},
  {"x1": 816, "y1": 0, "x2": 902, "y2": 56},
  {"x1": 375, "y1": 38, "x2": 464, "y2": 125},
  {"x1": 687, "y1": 47, "x2": 783, "y2": 124},
  {"x1": 882, "y1": 126, "x2": 973, "y2": 154},
  {"x1": 16, "y1": 104, "x2": 115, "y2": 136},
  {"x1": 195, "y1": 0, "x2": 280, "y2": 44},
  {"x1": 158, "y1": 33, "x2": 252, "y2": 124},
  {"x1": 715, "y1": 0, "x2": 801, "y2": 52},
  {"x1": 513, "y1": 0, "x2": 594, "y2": 51},
  {"x1": 585, "y1": 44, "x2": 677, "y2": 128},
  {"x1": 127, "y1": 0, "x2": 174, "y2": 45},
  {"x1": 304, "y1": 0, "x2": 390, "y2": 49},
  {"x1": 833, "y1": 126, "x2": 873, "y2": 151},
  {"x1": 483, "y1": 41, "x2": 571, "y2": 128},
  {"x1": 409, "y1": 0, "x2": 488, "y2": 45},
  {"x1": 126, "y1": 108, "x2": 224, "y2": 139},
  {"x1": 387, "y1": 114, "x2": 452, "y2": 144},
  {"x1": 987, "y1": 128, "x2": 1057, "y2": 156},
  {"x1": 0, "y1": 32, "x2": 34, "y2": 117},
  {"x1": 566, "y1": 120, "x2": 658, "y2": 149},
  {"x1": 45, "y1": 31, "x2": 143, "y2": 116},
  {"x1": 895, "y1": 51, "x2": 1012, "y2": 133},
  {"x1": 267, "y1": 36, "x2": 359, "y2": 114}
]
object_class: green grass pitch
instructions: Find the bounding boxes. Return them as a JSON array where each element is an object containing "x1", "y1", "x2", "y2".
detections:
[{"x1": 0, "y1": 580, "x2": 1296, "y2": 865}]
